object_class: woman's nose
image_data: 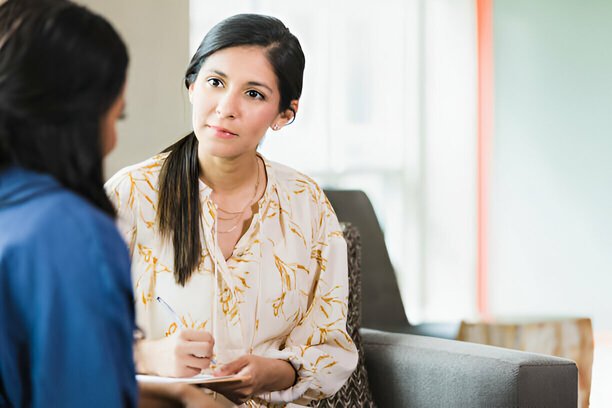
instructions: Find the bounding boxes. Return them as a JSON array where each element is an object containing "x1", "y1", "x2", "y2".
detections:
[{"x1": 215, "y1": 91, "x2": 239, "y2": 119}]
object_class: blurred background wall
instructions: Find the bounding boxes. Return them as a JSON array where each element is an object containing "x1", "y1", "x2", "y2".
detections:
[
  {"x1": 490, "y1": 0, "x2": 612, "y2": 330},
  {"x1": 77, "y1": 0, "x2": 192, "y2": 178}
]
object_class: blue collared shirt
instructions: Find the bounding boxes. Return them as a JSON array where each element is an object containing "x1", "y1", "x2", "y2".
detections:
[{"x1": 0, "y1": 167, "x2": 136, "y2": 407}]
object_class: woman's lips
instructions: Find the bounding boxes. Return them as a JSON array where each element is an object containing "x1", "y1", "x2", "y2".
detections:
[{"x1": 208, "y1": 125, "x2": 238, "y2": 139}]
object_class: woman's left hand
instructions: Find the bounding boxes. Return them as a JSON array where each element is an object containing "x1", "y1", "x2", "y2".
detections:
[{"x1": 207, "y1": 355, "x2": 297, "y2": 404}]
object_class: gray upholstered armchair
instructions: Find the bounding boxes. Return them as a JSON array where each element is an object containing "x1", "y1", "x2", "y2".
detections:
[
  {"x1": 313, "y1": 192, "x2": 578, "y2": 407},
  {"x1": 361, "y1": 327, "x2": 577, "y2": 407}
]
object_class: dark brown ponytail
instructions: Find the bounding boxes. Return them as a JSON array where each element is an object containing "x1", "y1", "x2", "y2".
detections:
[{"x1": 157, "y1": 133, "x2": 201, "y2": 285}]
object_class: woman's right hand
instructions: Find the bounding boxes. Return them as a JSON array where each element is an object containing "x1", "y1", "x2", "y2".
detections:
[{"x1": 136, "y1": 329, "x2": 215, "y2": 377}]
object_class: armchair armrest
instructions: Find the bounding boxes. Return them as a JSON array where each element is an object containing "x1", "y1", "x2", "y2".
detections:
[{"x1": 361, "y1": 328, "x2": 577, "y2": 408}]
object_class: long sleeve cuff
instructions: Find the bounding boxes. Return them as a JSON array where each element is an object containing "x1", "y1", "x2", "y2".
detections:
[
  {"x1": 255, "y1": 349, "x2": 314, "y2": 404},
  {"x1": 255, "y1": 341, "x2": 357, "y2": 405}
]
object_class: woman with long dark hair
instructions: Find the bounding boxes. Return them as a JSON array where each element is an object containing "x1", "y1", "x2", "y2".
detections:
[
  {"x1": 0, "y1": 0, "x2": 135, "y2": 406},
  {"x1": 107, "y1": 13, "x2": 357, "y2": 407}
]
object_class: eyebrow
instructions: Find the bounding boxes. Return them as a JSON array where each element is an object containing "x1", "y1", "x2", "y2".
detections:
[{"x1": 208, "y1": 69, "x2": 274, "y2": 94}]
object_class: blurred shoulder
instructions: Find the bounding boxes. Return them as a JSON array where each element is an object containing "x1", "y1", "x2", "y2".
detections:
[
  {"x1": 3, "y1": 186, "x2": 123, "y2": 261},
  {"x1": 105, "y1": 153, "x2": 168, "y2": 193},
  {"x1": 104, "y1": 153, "x2": 169, "y2": 210}
]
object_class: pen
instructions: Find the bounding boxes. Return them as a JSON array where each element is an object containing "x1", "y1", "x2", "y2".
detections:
[
  {"x1": 156, "y1": 296, "x2": 216, "y2": 365},
  {"x1": 156, "y1": 296, "x2": 183, "y2": 327}
]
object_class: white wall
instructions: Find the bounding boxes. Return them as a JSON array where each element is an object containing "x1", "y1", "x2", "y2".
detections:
[
  {"x1": 490, "y1": 0, "x2": 612, "y2": 331},
  {"x1": 419, "y1": 0, "x2": 478, "y2": 322},
  {"x1": 76, "y1": 0, "x2": 192, "y2": 178}
]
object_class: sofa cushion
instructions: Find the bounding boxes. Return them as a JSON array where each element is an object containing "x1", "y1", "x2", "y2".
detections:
[{"x1": 312, "y1": 223, "x2": 375, "y2": 407}]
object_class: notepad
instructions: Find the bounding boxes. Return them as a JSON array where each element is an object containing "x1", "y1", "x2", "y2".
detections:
[{"x1": 136, "y1": 373, "x2": 246, "y2": 385}]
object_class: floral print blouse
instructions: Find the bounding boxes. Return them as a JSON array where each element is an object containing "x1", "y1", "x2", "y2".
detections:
[{"x1": 105, "y1": 153, "x2": 357, "y2": 406}]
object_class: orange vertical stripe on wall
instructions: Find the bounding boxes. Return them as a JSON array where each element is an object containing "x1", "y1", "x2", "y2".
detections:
[{"x1": 476, "y1": 0, "x2": 493, "y2": 319}]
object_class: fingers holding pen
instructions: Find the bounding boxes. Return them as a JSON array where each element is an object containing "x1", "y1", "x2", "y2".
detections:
[
  {"x1": 177, "y1": 329, "x2": 214, "y2": 355},
  {"x1": 169, "y1": 338, "x2": 213, "y2": 376},
  {"x1": 152, "y1": 298, "x2": 216, "y2": 377},
  {"x1": 139, "y1": 329, "x2": 216, "y2": 377},
  {"x1": 179, "y1": 328, "x2": 214, "y2": 344},
  {"x1": 175, "y1": 329, "x2": 215, "y2": 370},
  {"x1": 177, "y1": 339, "x2": 214, "y2": 358},
  {"x1": 176, "y1": 342, "x2": 214, "y2": 370}
]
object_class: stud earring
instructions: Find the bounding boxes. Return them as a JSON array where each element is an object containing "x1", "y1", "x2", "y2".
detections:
[{"x1": 273, "y1": 124, "x2": 280, "y2": 131}]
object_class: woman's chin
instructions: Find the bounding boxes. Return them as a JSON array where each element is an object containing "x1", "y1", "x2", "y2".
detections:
[{"x1": 197, "y1": 140, "x2": 256, "y2": 161}]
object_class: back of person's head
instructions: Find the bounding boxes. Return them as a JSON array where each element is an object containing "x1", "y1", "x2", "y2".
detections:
[
  {"x1": 0, "y1": 0, "x2": 128, "y2": 215},
  {"x1": 186, "y1": 14, "x2": 305, "y2": 117}
]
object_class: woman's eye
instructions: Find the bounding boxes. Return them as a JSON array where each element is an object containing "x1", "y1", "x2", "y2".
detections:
[
  {"x1": 207, "y1": 78, "x2": 223, "y2": 87},
  {"x1": 247, "y1": 90, "x2": 264, "y2": 100}
]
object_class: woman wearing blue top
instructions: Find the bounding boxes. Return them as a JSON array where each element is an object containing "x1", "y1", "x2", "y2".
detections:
[{"x1": 0, "y1": 0, "x2": 135, "y2": 406}]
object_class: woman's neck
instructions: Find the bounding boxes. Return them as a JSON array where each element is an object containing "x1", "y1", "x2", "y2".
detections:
[{"x1": 198, "y1": 152, "x2": 259, "y2": 194}]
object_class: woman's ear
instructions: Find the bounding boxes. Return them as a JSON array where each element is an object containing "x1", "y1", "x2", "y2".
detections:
[
  {"x1": 271, "y1": 100, "x2": 300, "y2": 131},
  {"x1": 286, "y1": 100, "x2": 299, "y2": 123},
  {"x1": 188, "y1": 83, "x2": 194, "y2": 104}
]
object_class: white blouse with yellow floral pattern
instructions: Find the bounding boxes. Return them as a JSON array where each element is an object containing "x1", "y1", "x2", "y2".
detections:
[{"x1": 105, "y1": 153, "x2": 357, "y2": 406}]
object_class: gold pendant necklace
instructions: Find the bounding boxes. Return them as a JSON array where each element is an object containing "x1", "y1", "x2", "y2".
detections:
[{"x1": 213, "y1": 157, "x2": 260, "y2": 234}]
